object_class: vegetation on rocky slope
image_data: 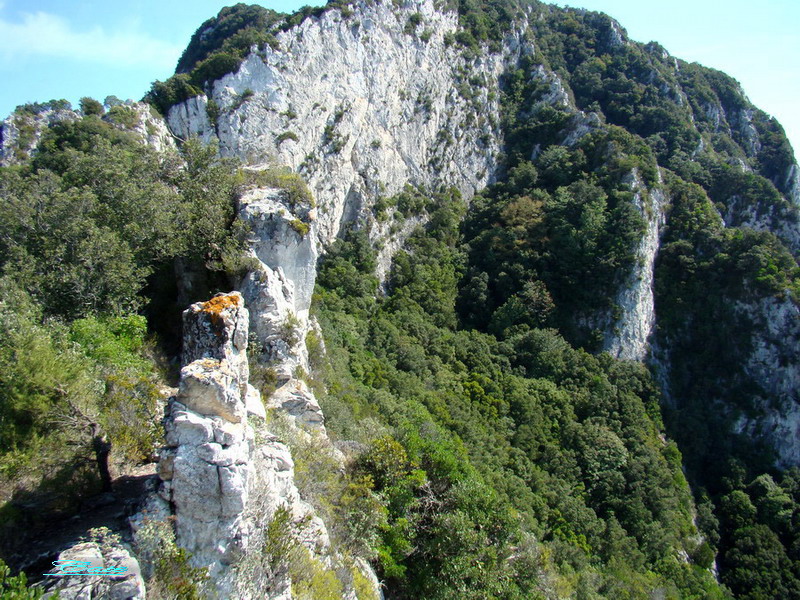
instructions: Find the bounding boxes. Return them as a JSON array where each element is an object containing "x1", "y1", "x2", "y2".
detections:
[{"x1": 2, "y1": 0, "x2": 800, "y2": 598}]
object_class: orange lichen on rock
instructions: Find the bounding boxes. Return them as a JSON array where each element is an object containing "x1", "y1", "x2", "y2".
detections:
[
  {"x1": 197, "y1": 358, "x2": 222, "y2": 369},
  {"x1": 200, "y1": 294, "x2": 242, "y2": 335},
  {"x1": 200, "y1": 294, "x2": 242, "y2": 315}
]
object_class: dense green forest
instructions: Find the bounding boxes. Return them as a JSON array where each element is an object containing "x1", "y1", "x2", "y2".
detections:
[{"x1": 2, "y1": 0, "x2": 800, "y2": 598}]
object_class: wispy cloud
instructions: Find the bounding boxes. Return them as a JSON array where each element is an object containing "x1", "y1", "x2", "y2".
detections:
[{"x1": 0, "y1": 10, "x2": 181, "y2": 70}]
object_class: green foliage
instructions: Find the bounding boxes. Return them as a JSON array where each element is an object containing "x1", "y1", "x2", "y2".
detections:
[
  {"x1": 1, "y1": 118, "x2": 241, "y2": 318},
  {"x1": 323, "y1": 123, "x2": 347, "y2": 154},
  {"x1": 276, "y1": 131, "x2": 299, "y2": 144},
  {"x1": 3, "y1": 3, "x2": 798, "y2": 599},
  {"x1": 258, "y1": 500, "x2": 371, "y2": 600},
  {"x1": 289, "y1": 219, "x2": 310, "y2": 237},
  {"x1": 313, "y1": 183, "x2": 720, "y2": 598},
  {"x1": 144, "y1": 74, "x2": 203, "y2": 116},
  {"x1": 721, "y1": 525, "x2": 800, "y2": 599},
  {"x1": 244, "y1": 166, "x2": 314, "y2": 208},
  {"x1": 461, "y1": 128, "x2": 650, "y2": 344},
  {"x1": 189, "y1": 52, "x2": 243, "y2": 89},
  {"x1": 230, "y1": 88, "x2": 255, "y2": 112},
  {"x1": 106, "y1": 105, "x2": 139, "y2": 128},
  {"x1": 0, "y1": 559, "x2": 47, "y2": 599},
  {"x1": 206, "y1": 98, "x2": 220, "y2": 127},
  {"x1": 404, "y1": 13, "x2": 423, "y2": 35},
  {"x1": 15, "y1": 99, "x2": 71, "y2": 115},
  {"x1": 135, "y1": 517, "x2": 208, "y2": 600},
  {"x1": 144, "y1": 4, "x2": 284, "y2": 113},
  {"x1": 653, "y1": 174, "x2": 799, "y2": 498},
  {"x1": 79, "y1": 97, "x2": 104, "y2": 116},
  {"x1": 440, "y1": 0, "x2": 526, "y2": 53},
  {"x1": 11, "y1": 116, "x2": 37, "y2": 161},
  {"x1": 0, "y1": 281, "x2": 161, "y2": 459},
  {"x1": 0, "y1": 111, "x2": 246, "y2": 558},
  {"x1": 176, "y1": 3, "x2": 283, "y2": 74}
]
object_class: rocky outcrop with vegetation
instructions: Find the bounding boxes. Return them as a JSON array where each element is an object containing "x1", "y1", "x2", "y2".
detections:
[{"x1": 2, "y1": 0, "x2": 800, "y2": 598}]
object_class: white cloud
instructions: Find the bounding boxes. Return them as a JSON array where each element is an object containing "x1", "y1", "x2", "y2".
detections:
[{"x1": 0, "y1": 10, "x2": 181, "y2": 70}]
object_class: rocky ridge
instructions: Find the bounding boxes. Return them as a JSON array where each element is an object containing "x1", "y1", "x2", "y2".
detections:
[
  {"x1": 161, "y1": 0, "x2": 800, "y2": 469},
  {"x1": 0, "y1": 107, "x2": 78, "y2": 166},
  {"x1": 0, "y1": 101, "x2": 175, "y2": 166},
  {"x1": 137, "y1": 291, "x2": 376, "y2": 599}
]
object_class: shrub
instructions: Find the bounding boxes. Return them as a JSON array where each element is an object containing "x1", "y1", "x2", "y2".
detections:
[
  {"x1": 289, "y1": 219, "x2": 310, "y2": 237},
  {"x1": 276, "y1": 131, "x2": 299, "y2": 144},
  {"x1": 12, "y1": 116, "x2": 36, "y2": 156},
  {"x1": 176, "y1": 4, "x2": 283, "y2": 74},
  {"x1": 135, "y1": 517, "x2": 208, "y2": 599},
  {"x1": 0, "y1": 558, "x2": 44, "y2": 599},
  {"x1": 144, "y1": 75, "x2": 202, "y2": 115},
  {"x1": 404, "y1": 13, "x2": 423, "y2": 35},
  {"x1": 279, "y1": 312, "x2": 302, "y2": 347},
  {"x1": 231, "y1": 88, "x2": 255, "y2": 111},
  {"x1": 107, "y1": 105, "x2": 139, "y2": 128},
  {"x1": 80, "y1": 97, "x2": 104, "y2": 116},
  {"x1": 189, "y1": 52, "x2": 242, "y2": 88},
  {"x1": 15, "y1": 99, "x2": 71, "y2": 115},
  {"x1": 206, "y1": 98, "x2": 220, "y2": 127},
  {"x1": 245, "y1": 168, "x2": 315, "y2": 208}
]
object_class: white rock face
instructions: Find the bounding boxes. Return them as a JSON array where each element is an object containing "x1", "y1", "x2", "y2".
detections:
[
  {"x1": 158, "y1": 292, "x2": 258, "y2": 577},
  {"x1": 0, "y1": 108, "x2": 79, "y2": 166},
  {"x1": 267, "y1": 379, "x2": 325, "y2": 429},
  {"x1": 122, "y1": 102, "x2": 177, "y2": 154},
  {"x1": 734, "y1": 295, "x2": 800, "y2": 467},
  {"x1": 784, "y1": 163, "x2": 800, "y2": 206},
  {"x1": 721, "y1": 192, "x2": 800, "y2": 254},
  {"x1": 146, "y1": 292, "x2": 351, "y2": 599},
  {"x1": 168, "y1": 0, "x2": 520, "y2": 249},
  {"x1": 238, "y1": 185, "x2": 316, "y2": 380},
  {"x1": 604, "y1": 171, "x2": 668, "y2": 361}
]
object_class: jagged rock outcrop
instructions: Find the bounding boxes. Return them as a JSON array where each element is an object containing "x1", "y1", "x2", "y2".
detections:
[
  {"x1": 235, "y1": 178, "x2": 326, "y2": 428},
  {"x1": 142, "y1": 292, "x2": 373, "y2": 598},
  {"x1": 238, "y1": 185, "x2": 316, "y2": 380},
  {"x1": 156, "y1": 293, "x2": 260, "y2": 580}
]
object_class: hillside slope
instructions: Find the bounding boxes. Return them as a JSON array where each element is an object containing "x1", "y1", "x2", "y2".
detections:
[{"x1": 1, "y1": 0, "x2": 799, "y2": 598}]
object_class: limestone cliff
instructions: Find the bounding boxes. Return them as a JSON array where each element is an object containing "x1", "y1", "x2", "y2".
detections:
[
  {"x1": 166, "y1": 0, "x2": 515, "y2": 250},
  {"x1": 158, "y1": 0, "x2": 800, "y2": 473},
  {"x1": 733, "y1": 295, "x2": 800, "y2": 467},
  {"x1": 602, "y1": 171, "x2": 668, "y2": 362}
]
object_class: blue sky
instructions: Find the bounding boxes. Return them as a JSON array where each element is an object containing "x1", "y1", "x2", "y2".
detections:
[{"x1": 0, "y1": 0, "x2": 797, "y2": 158}]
